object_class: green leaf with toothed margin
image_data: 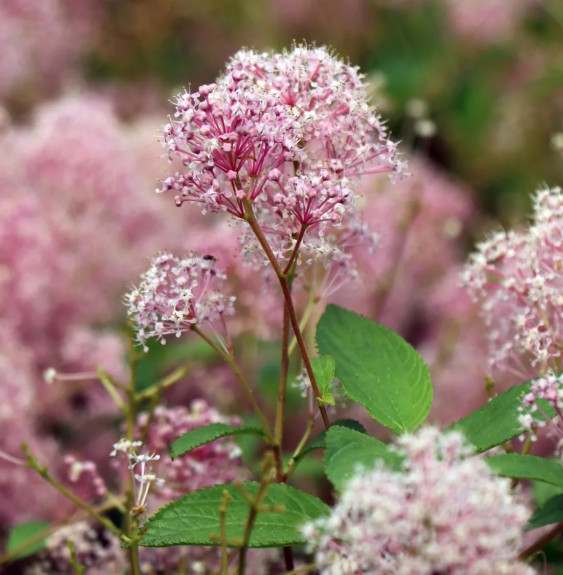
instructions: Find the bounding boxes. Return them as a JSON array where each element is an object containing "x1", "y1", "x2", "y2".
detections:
[
  {"x1": 447, "y1": 380, "x2": 556, "y2": 453},
  {"x1": 170, "y1": 423, "x2": 265, "y2": 459},
  {"x1": 139, "y1": 482, "x2": 329, "y2": 548},
  {"x1": 316, "y1": 305, "x2": 433, "y2": 434},
  {"x1": 487, "y1": 454, "x2": 563, "y2": 488}
]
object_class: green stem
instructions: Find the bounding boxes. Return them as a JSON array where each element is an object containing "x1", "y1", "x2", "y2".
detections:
[
  {"x1": 192, "y1": 326, "x2": 274, "y2": 444},
  {"x1": 284, "y1": 416, "x2": 315, "y2": 478},
  {"x1": 275, "y1": 304, "x2": 290, "y2": 468},
  {"x1": 124, "y1": 344, "x2": 142, "y2": 575},
  {"x1": 288, "y1": 285, "x2": 318, "y2": 357},
  {"x1": 219, "y1": 490, "x2": 232, "y2": 575},
  {"x1": 23, "y1": 445, "x2": 123, "y2": 539},
  {"x1": 280, "y1": 563, "x2": 318, "y2": 575},
  {"x1": 136, "y1": 362, "x2": 192, "y2": 401},
  {"x1": 237, "y1": 477, "x2": 272, "y2": 575}
]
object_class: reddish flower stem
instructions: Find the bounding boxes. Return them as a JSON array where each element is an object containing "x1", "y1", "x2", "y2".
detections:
[{"x1": 243, "y1": 199, "x2": 330, "y2": 431}]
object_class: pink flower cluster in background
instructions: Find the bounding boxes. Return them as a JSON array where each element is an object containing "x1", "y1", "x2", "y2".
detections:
[
  {"x1": 463, "y1": 186, "x2": 563, "y2": 380},
  {"x1": 0, "y1": 0, "x2": 99, "y2": 102}
]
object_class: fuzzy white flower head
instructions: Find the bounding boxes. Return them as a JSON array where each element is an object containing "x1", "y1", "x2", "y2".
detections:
[{"x1": 304, "y1": 426, "x2": 535, "y2": 575}]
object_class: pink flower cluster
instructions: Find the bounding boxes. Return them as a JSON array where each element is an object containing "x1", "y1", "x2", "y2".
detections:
[
  {"x1": 303, "y1": 427, "x2": 534, "y2": 575},
  {"x1": 0, "y1": 0, "x2": 99, "y2": 100},
  {"x1": 125, "y1": 252, "x2": 235, "y2": 351},
  {"x1": 519, "y1": 371, "x2": 563, "y2": 440},
  {"x1": 25, "y1": 521, "x2": 126, "y2": 575},
  {"x1": 135, "y1": 401, "x2": 246, "y2": 499},
  {"x1": 160, "y1": 45, "x2": 404, "y2": 269},
  {"x1": 463, "y1": 186, "x2": 563, "y2": 379}
]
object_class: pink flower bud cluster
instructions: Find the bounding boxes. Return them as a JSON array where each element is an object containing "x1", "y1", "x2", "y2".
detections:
[
  {"x1": 518, "y1": 371, "x2": 563, "y2": 440},
  {"x1": 462, "y1": 186, "x2": 563, "y2": 378},
  {"x1": 125, "y1": 252, "x2": 235, "y2": 350},
  {"x1": 160, "y1": 45, "x2": 404, "y2": 268},
  {"x1": 303, "y1": 427, "x2": 534, "y2": 575},
  {"x1": 63, "y1": 455, "x2": 108, "y2": 502}
]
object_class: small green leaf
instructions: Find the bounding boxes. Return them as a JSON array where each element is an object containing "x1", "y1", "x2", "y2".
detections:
[
  {"x1": 325, "y1": 426, "x2": 403, "y2": 491},
  {"x1": 7, "y1": 521, "x2": 50, "y2": 560},
  {"x1": 487, "y1": 454, "x2": 563, "y2": 488},
  {"x1": 297, "y1": 419, "x2": 367, "y2": 461},
  {"x1": 140, "y1": 482, "x2": 329, "y2": 548},
  {"x1": 527, "y1": 494, "x2": 563, "y2": 531},
  {"x1": 317, "y1": 392, "x2": 335, "y2": 406},
  {"x1": 316, "y1": 305, "x2": 433, "y2": 434},
  {"x1": 448, "y1": 381, "x2": 556, "y2": 453},
  {"x1": 171, "y1": 423, "x2": 265, "y2": 459},
  {"x1": 310, "y1": 356, "x2": 335, "y2": 396}
]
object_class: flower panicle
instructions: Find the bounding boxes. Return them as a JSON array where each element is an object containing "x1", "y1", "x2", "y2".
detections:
[{"x1": 124, "y1": 251, "x2": 235, "y2": 351}]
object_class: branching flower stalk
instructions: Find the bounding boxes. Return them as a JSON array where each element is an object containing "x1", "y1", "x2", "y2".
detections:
[{"x1": 243, "y1": 198, "x2": 331, "y2": 431}]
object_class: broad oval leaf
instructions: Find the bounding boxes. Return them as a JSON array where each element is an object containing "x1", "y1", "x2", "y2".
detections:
[
  {"x1": 140, "y1": 482, "x2": 329, "y2": 548},
  {"x1": 487, "y1": 454, "x2": 563, "y2": 488},
  {"x1": 325, "y1": 426, "x2": 403, "y2": 491},
  {"x1": 171, "y1": 423, "x2": 265, "y2": 459},
  {"x1": 316, "y1": 305, "x2": 432, "y2": 434},
  {"x1": 447, "y1": 381, "x2": 556, "y2": 453},
  {"x1": 297, "y1": 419, "x2": 367, "y2": 462}
]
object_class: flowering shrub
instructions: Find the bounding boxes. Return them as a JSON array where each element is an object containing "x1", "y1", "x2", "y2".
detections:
[{"x1": 1, "y1": 41, "x2": 561, "y2": 575}]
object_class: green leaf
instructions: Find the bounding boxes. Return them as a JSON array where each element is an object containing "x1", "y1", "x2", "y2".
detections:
[
  {"x1": 325, "y1": 426, "x2": 403, "y2": 491},
  {"x1": 316, "y1": 305, "x2": 433, "y2": 434},
  {"x1": 448, "y1": 381, "x2": 556, "y2": 453},
  {"x1": 310, "y1": 356, "x2": 335, "y2": 396},
  {"x1": 487, "y1": 454, "x2": 563, "y2": 488},
  {"x1": 171, "y1": 423, "x2": 265, "y2": 459},
  {"x1": 140, "y1": 482, "x2": 329, "y2": 548},
  {"x1": 7, "y1": 521, "x2": 50, "y2": 560},
  {"x1": 297, "y1": 419, "x2": 367, "y2": 461},
  {"x1": 527, "y1": 494, "x2": 563, "y2": 531}
]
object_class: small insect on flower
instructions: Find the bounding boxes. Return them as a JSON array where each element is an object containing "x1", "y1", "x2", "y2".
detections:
[{"x1": 125, "y1": 252, "x2": 235, "y2": 351}]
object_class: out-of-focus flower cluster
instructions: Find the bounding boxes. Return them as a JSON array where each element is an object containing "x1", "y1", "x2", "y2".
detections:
[
  {"x1": 519, "y1": 371, "x2": 563, "y2": 440},
  {"x1": 25, "y1": 521, "x2": 126, "y2": 575},
  {"x1": 0, "y1": 94, "x2": 191, "y2": 528},
  {"x1": 463, "y1": 186, "x2": 563, "y2": 380},
  {"x1": 303, "y1": 427, "x2": 535, "y2": 575},
  {"x1": 0, "y1": 0, "x2": 99, "y2": 103}
]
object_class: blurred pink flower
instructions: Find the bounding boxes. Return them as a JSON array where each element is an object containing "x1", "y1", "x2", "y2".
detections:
[
  {"x1": 303, "y1": 427, "x2": 535, "y2": 574},
  {"x1": 463, "y1": 186, "x2": 563, "y2": 380}
]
